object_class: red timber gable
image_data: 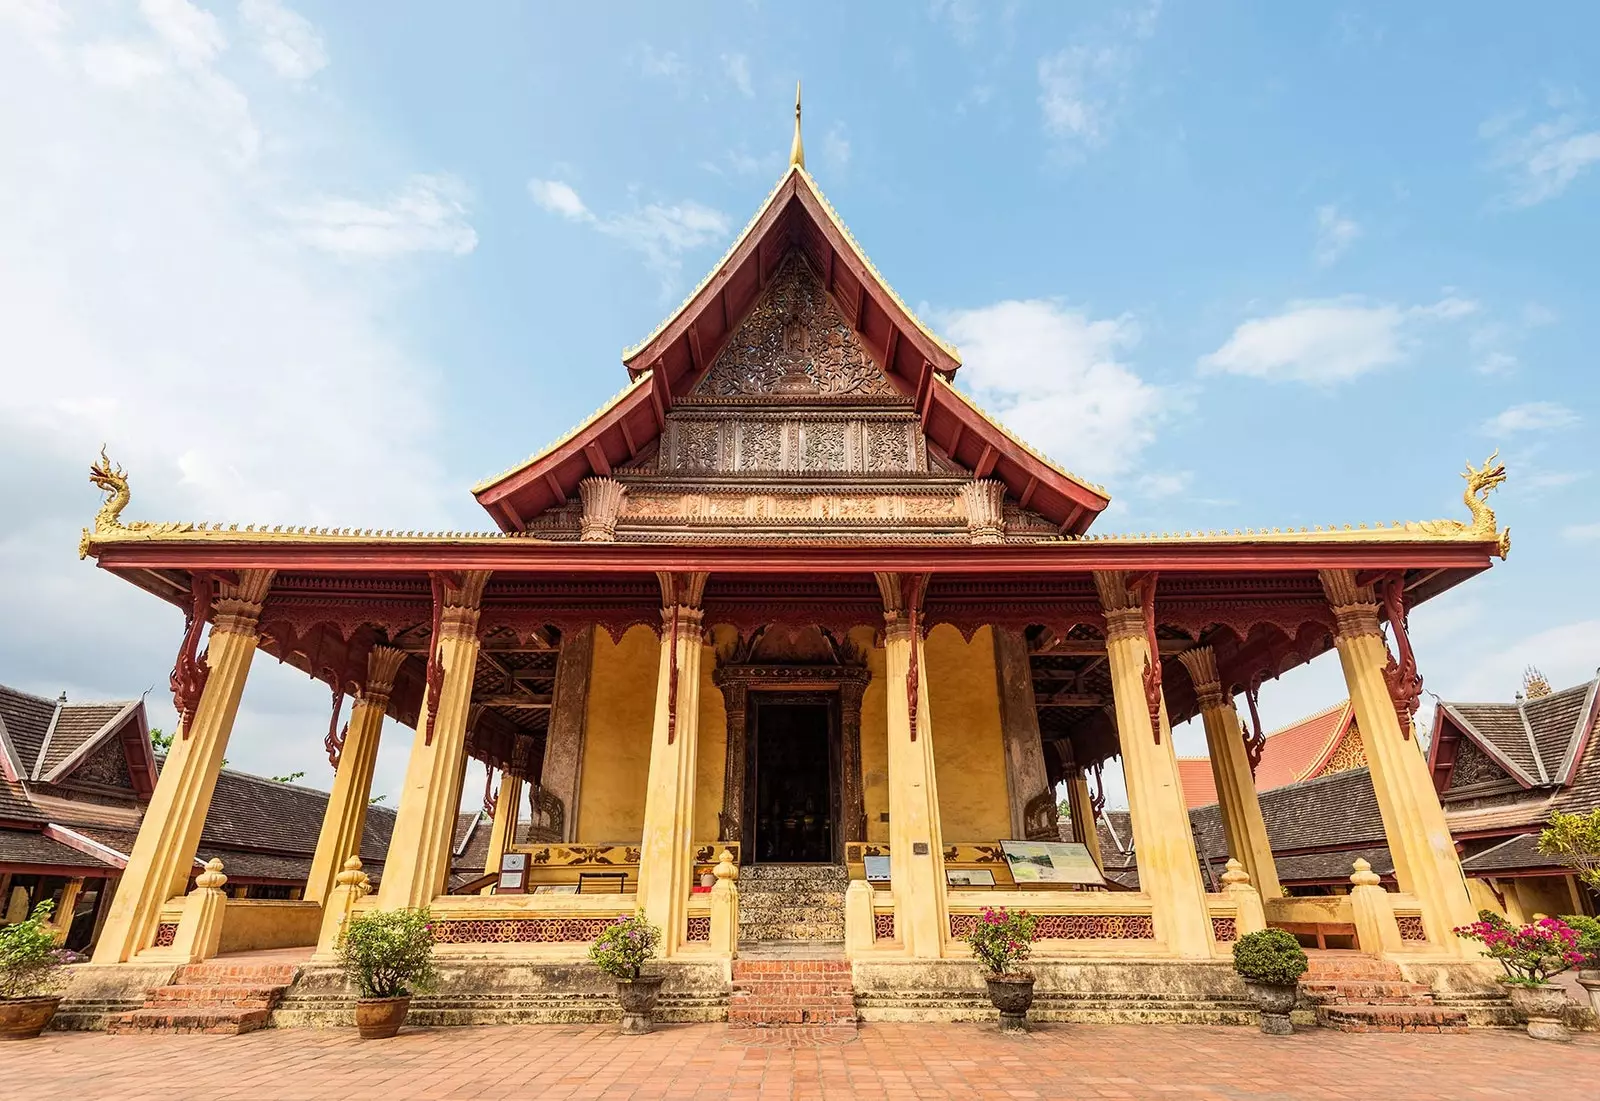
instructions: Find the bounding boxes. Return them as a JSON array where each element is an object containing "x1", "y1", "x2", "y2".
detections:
[{"x1": 473, "y1": 165, "x2": 1111, "y2": 537}]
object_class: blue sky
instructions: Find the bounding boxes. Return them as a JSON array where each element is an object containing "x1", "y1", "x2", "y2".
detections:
[{"x1": 0, "y1": 1, "x2": 1595, "y2": 807}]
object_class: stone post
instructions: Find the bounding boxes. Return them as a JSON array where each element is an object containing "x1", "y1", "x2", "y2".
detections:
[
  {"x1": 539, "y1": 625, "x2": 594, "y2": 842},
  {"x1": 480, "y1": 769, "x2": 525, "y2": 891},
  {"x1": 715, "y1": 679, "x2": 748, "y2": 842},
  {"x1": 1320, "y1": 569, "x2": 1478, "y2": 951},
  {"x1": 844, "y1": 879, "x2": 876, "y2": 956},
  {"x1": 47, "y1": 878, "x2": 83, "y2": 946},
  {"x1": 93, "y1": 570, "x2": 274, "y2": 964},
  {"x1": 875, "y1": 572, "x2": 948, "y2": 960},
  {"x1": 838, "y1": 678, "x2": 868, "y2": 845},
  {"x1": 992, "y1": 628, "x2": 1056, "y2": 840},
  {"x1": 314, "y1": 857, "x2": 372, "y2": 960},
  {"x1": 1348, "y1": 858, "x2": 1404, "y2": 956},
  {"x1": 377, "y1": 571, "x2": 490, "y2": 911},
  {"x1": 1220, "y1": 858, "x2": 1267, "y2": 936},
  {"x1": 305, "y1": 646, "x2": 406, "y2": 905},
  {"x1": 635, "y1": 572, "x2": 708, "y2": 958},
  {"x1": 164, "y1": 859, "x2": 228, "y2": 964},
  {"x1": 1176, "y1": 646, "x2": 1282, "y2": 899},
  {"x1": 708, "y1": 849, "x2": 739, "y2": 958},
  {"x1": 1094, "y1": 571, "x2": 1214, "y2": 959}
]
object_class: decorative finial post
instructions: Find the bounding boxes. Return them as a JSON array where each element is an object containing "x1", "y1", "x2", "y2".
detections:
[{"x1": 789, "y1": 80, "x2": 805, "y2": 170}]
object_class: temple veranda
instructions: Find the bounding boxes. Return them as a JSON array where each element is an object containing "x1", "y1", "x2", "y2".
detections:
[{"x1": 67, "y1": 150, "x2": 1515, "y2": 1027}]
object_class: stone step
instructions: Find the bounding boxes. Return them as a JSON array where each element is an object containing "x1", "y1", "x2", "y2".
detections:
[
  {"x1": 728, "y1": 957, "x2": 857, "y2": 1029},
  {"x1": 107, "y1": 1006, "x2": 273, "y2": 1035},
  {"x1": 1301, "y1": 953, "x2": 1403, "y2": 982},
  {"x1": 1315, "y1": 1004, "x2": 1469, "y2": 1033},
  {"x1": 1300, "y1": 980, "x2": 1434, "y2": 1006},
  {"x1": 145, "y1": 983, "x2": 285, "y2": 1009},
  {"x1": 173, "y1": 961, "x2": 300, "y2": 986}
]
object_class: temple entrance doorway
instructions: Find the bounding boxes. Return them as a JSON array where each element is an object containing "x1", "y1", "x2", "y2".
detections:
[{"x1": 748, "y1": 694, "x2": 838, "y2": 864}]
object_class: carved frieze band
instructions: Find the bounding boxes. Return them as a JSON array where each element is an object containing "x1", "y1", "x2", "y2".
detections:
[{"x1": 661, "y1": 414, "x2": 926, "y2": 475}]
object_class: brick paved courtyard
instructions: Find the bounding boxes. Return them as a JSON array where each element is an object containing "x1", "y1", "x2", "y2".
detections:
[{"x1": 5, "y1": 1023, "x2": 1597, "y2": 1100}]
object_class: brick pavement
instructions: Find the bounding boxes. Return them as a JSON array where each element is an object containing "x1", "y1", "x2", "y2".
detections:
[{"x1": 4, "y1": 1022, "x2": 1595, "y2": 1100}]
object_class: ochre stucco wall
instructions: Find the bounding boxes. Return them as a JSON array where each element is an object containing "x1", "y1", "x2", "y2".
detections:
[
  {"x1": 573, "y1": 624, "x2": 727, "y2": 844},
  {"x1": 575, "y1": 625, "x2": 657, "y2": 842},
  {"x1": 857, "y1": 628, "x2": 890, "y2": 843},
  {"x1": 926, "y1": 624, "x2": 1011, "y2": 842}
]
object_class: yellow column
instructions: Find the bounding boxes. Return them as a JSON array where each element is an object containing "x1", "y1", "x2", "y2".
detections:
[
  {"x1": 305, "y1": 646, "x2": 406, "y2": 905},
  {"x1": 635, "y1": 573, "x2": 708, "y2": 957},
  {"x1": 1066, "y1": 771, "x2": 1103, "y2": 868},
  {"x1": 1094, "y1": 571, "x2": 1214, "y2": 959},
  {"x1": 1176, "y1": 646, "x2": 1281, "y2": 899},
  {"x1": 1320, "y1": 569, "x2": 1477, "y2": 951},
  {"x1": 93, "y1": 569, "x2": 274, "y2": 964},
  {"x1": 377, "y1": 571, "x2": 490, "y2": 911},
  {"x1": 480, "y1": 770, "x2": 525, "y2": 890},
  {"x1": 876, "y1": 573, "x2": 948, "y2": 960}
]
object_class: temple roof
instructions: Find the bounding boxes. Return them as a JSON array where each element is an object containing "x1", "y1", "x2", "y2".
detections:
[
  {"x1": 1429, "y1": 673, "x2": 1600, "y2": 794},
  {"x1": 1176, "y1": 700, "x2": 1356, "y2": 808}
]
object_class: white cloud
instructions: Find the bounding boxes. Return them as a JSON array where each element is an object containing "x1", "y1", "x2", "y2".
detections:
[
  {"x1": 1313, "y1": 203, "x2": 1360, "y2": 266},
  {"x1": 528, "y1": 177, "x2": 591, "y2": 220},
  {"x1": 0, "y1": 1, "x2": 469, "y2": 805},
  {"x1": 239, "y1": 0, "x2": 327, "y2": 82},
  {"x1": 1136, "y1": 471, "x2": 1192, "y2": 498},
  {"x1": 1565, "y1": 522, "x2": 1600, "y2": 543},
  {"x1": 1482, "y1": 97, "x2": 1600, "y2": 207},
  {"x1": 139, "y1": 0, "x2": 225, "y2": 67},
  {"x1": 1037, "y1": 46, "x2": 1125, "y2": 150},
  {"x1": 721, "y1": 52, "x2": 752, "y2": 98},
  {"x1": 633, "y1": 44, "x2": 684, "y2": 80},
  {"x1": 526, "y1": 177, "x2": 729, "y2": 291},
  {"x1": 1480, "y1": 401, "x2": 1580, "y2": 435},
  {"x1": 823, "y1": 123, "x2": 851, "y2": 170},
  {"x1": 284, "y1": 174, "x2": 477, "y2": 258},
  {"x1": 936, "y1": 299, "x2": 1163, "y2": 480},
  {"x1": 1199, "y1": 296, "x2": 1476, "y2": 384},
  {"x1": 928, "y1": 0, "x2": 983, "y2": 45},
  {"x1": 81, "y1": 39, "x2": 167, "y2": 85}
]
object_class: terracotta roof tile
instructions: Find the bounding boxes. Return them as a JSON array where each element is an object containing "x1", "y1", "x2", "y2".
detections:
[
  {"x1": 0, "y1": 828, "x2": 119, "y2": 870},
  {"x1": 40, "y1": 702, "x2": 133, "y2": 776},
  {"x1": 1177, "y1": 701, "x2": 1352, "y2": 809},
  {"x1": 1458, "y1": 833, "x2": 1558, "y2": 875},
  {"x1": 0, "y1": 778, "x2": 44, "y2": 826},
  {"x1": 0, "y1": 685, "x2": 57, "y2": 777}
]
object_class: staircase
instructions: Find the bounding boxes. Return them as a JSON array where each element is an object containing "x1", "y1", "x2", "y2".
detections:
[
  {"x1": 729, "y1": 957, "x2": 857, "y2": 1029},
  {"x1": 1299, "y1": 953, "x2": 1468, "y2": 1033},
  {"x1": 737, "y1": 864, "x2": 848, "y2": 944},
  {"x1": 108, "y1": 960, "x2": 299, "y2": 1035}
]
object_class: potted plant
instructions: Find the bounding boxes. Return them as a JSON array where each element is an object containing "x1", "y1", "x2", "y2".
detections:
[
  {"x1": 1565, "y1": 914, "x2": 1600, "y2": 1016},
  {"x1": 961, "y1": 906, "x2": 1039, "y2": 1033},
  {"x1": 1231, "y1": 929, "x2": 1308, "y2": 1035},
  {"x1": 589, "y1": 913, "x2": 663, "y2": 1034},
  {"x1": 0, "y1": 901, "x2": 73, "y2": 1040},
  {"x1": 335, "y1": 907, "x2": 437, "y2": 1039},
  {"x1": 1455, "y1": 915, "x2": 1584, "y2": 1041}
]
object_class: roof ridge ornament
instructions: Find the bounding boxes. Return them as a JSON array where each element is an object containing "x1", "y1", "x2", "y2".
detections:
[{"x1": 789, "y1": 81, "x2": 804, "y2": 170}]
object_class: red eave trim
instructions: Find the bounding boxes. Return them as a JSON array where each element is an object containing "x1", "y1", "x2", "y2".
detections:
[{"x1": 95, "y1": 540, "x2": 1500, "y2": 576}]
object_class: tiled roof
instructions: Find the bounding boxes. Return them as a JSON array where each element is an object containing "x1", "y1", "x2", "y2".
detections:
[
  {"x1": 1274, "y1": 846, "x2": 1394, "y2": 884},
  {"x1": 0, "y1": 828, "x2": 119, "y2": 870},
  {"x1": 0, "y1": 778, "x2": 45, "y2": 826},
  {"x1": 39, "y1": 702, "x2": 134, "y2": 776},
  {"x1": 1176, "y1": 701, "x2": 1353, "y2": 809},
  {"x1": 195, "y1": 847, "x2": 314, "y2": 882},
  {"x1": 1459, "y1": 833, "x2": 1560, "y2": 875},
  {"x1": 1445, "y1": 702, "x2": 1544, "y2": 783},
  {"x1": 0, "y1": 685, "x2": 57, "y2": 778}
]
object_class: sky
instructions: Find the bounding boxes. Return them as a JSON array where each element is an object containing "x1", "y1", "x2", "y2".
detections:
[{"x1": 0, "y1": 1, "x2": 1596, "y2": 813}]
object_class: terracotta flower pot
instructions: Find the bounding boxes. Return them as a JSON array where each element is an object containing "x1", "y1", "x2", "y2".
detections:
[
  {"x1": 355, "y1": 995, "x2": 412, "y2": 1040},
  {"x1": 1578, "y1": 971, "x2": 1600, "y2": 1018},
  {"x1": 1506, "y1": 983, "x2": 1571, "y2": 1042},
  {"x1": 984, "y1": 974, "x2": 1035, "y2": 1034},
  {"x1": 1243, "y1": 980, "x2": 1298, "y2": 1036},
  {"x1": 616, "y1": 974, "x2": 666, "y2": 1035},
  {"x1": 0, "y1": 996, "x2": 62, "y2": 1041}
]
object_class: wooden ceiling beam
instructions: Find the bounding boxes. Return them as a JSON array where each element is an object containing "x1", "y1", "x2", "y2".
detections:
[
  {"x1": 584, "y1": 442, "x2": 612, "y2": 478},
  {"x1": 1019, "y1": 476, "x2": 1038, "y2": 510},
  {"x1": 476, "y1": 695, "x2": 554, "y2": 710},
  {"x1": 1033, "y1": 639, "x2": 1192, "y2": 657},
  {"x1": 975, "y1": 444, "x2": 998, "y2": 479},
  {"x1": 619, "y1": 418, "x2": 638, "y2": 458},
  {"x1": 882, "y1": 327, "x2": 899, "y2": 375},
  {"x1": 542, "y1": 472, "x2": 566, "y2": 505},
  {"x1": 1036, "y1": 692, "x2": 1113, "y2": 708},
  {"x1": 686, "y1": 323, "x2": 705, "y2": 373}
]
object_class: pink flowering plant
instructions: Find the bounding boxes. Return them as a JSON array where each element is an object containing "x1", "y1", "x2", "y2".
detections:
[
  {"x1": 962, "y1": 907, "x2": 1038, "y2": 977},
  {"x1": 1454, "y1": 915, "x2": 1586, "y2": 987},
  {"x1": 589, "y1": 913, "x2": 661, "y2": 981}
]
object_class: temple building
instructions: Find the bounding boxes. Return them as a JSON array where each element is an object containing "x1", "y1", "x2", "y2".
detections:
[
  {"x1": 63, "y1": 102, "x2": 1519, "y2": 1027},
  {"x1": 1176, "y1": 700, "x2": 1365, "y2": 809}
]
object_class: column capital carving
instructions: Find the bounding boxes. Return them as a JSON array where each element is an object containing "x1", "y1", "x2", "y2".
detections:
[
  {"x1": 655, "y1": 570, "x2": 708, "y2": 611},
  {"x1": 211, "y1": 568, "x2": 275, "y2": 637},
  {"x1": 1092, "y1": 570, "x2": 1145, "y2": 642},
  {"x1": 1319, "y1": 568, "x2": 1383, "y2": 639},
  {"x1": 438, "y1": 570, "x2": 492, "y2": 641},
  {"x1": 360, "y1": 645, "x2": 408, "y2": 707},
  {"x1": 578, "y1": 477, "x2": 627, "y2": 543},
  {"x1": 1175, "y1": 646, "x2": 1229, "y2": 712},
  {"x1": 960, "y1": 479, "x2": 1006, "y2": 545},
  {"x1": 874, "y1": 571, "x2": 927, "y2": 635}
]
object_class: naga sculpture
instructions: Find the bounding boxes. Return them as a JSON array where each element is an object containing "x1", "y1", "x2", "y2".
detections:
[
  {"x1": 1462, "y1": 450, "x2": 1510, "y2": 555},
  {"x1": 80, "y1": 446, "x2": 186, "y2": 559}
]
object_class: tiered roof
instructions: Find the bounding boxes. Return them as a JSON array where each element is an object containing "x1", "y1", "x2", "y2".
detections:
[{"x1": 1175, "y1": 701, "x2": 1358, "y2": 809}]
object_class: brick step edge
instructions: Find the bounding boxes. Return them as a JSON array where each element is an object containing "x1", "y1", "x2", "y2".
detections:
[
  {"x1": 1316, "y1": 1006, "x2": 1469, "y2": 1034},
  {"x1": 173, "y1": 965, "x2": 300, "y2": 985},
  {"x1": 147, "y1": 984, "x2": 287, "y2": 1003},
  {"x1": 106, "y1": 1008, "x2": 272, "y2": 1035}
]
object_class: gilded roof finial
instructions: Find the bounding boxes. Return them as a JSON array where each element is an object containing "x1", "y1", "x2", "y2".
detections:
[
  {"x1": 1522, "y1": 666, "x2": 1553, "y2": 700},
  {"x1": 789, "y1": 80, "x2": 805, "y2": 170}
]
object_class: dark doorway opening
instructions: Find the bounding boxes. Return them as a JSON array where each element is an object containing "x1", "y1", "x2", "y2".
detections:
[{"x1": 751, "y1": 698, "x2": 836, "y2": 863}]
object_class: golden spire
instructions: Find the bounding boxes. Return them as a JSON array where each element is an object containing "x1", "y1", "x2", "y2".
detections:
[
  {"x1": 1522, "y1": 666, "x2": 1553, "y2": 700},
  {"x1": 789, "y1": 81, "x2": 805, "y2": 170}
]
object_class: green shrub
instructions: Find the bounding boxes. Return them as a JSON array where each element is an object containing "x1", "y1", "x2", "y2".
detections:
[
  {"x1": 1232, "y1": 929, "x2": 1308, "y2": 986},
  {"x1": 336, "y1": 908, "x2": 436, "y2": 999},
  {"x1": 0, "y1": 901, "x2": 68, "y2": 1000},
  {"x1": 961, "y1": 907, "x2": 1039, "y2": 977},
  {"x1": 1540, "y1": 810, "x2": 1600, "y2": 892},
  {"x1": 588, "y1": 913, "x2": 660, "y2": 981},
  {"x1": 1560, "y1": 914, "x2": 1600, "y2": 969}
]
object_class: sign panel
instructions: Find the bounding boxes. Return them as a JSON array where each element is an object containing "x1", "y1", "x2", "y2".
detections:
[
  {"x1": 999, "y1": 840, "x2": 1106, "y2": 887},
  {"x1": 946, "y1": 868, "x2": 996, "y2": 887},
  {"x1": 863, "y1": 855, "x2": 891, "y2": 883}
]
